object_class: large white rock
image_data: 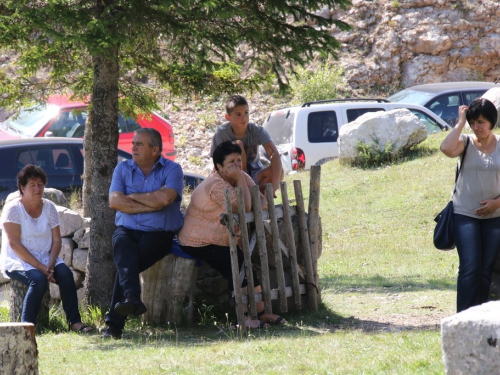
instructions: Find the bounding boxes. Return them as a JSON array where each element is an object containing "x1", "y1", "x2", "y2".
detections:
[
  {"x1": 56, "y1": 206, "x2": 84, "y2": 237},
  {"x1": 441, "y1": 301, "x2": 500, "y2": 375},
  {"x1": 49, "y1": 268, "x2": 83, "y2": 299},
  {"x1": 59, "y1": 238, "x2": 75, "y2": 266},
  {"x1": 5, "y1": 188, "x2": 68, "y2": 207},
  {"x1": 72, "y1": 248, "x2": 88, "y2": 272},
  {"x1": 339, "y1": 109, "x2": 428, "y2": 162},
  {"x1": 482, "y1": 87, "x2": 500, "y2": 128}
]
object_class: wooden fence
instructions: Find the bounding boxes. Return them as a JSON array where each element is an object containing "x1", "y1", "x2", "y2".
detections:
[{"x1": 221, "y1": 166, "x2": 321, "y2": 333}]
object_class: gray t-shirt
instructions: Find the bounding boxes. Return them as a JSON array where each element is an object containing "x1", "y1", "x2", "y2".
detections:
[
  {"x1": 210, "y1": 122, "x2": 272, "y2": 180},
  {"x1": 453, "y1": 134, "x2": 500, "y2": 219}
]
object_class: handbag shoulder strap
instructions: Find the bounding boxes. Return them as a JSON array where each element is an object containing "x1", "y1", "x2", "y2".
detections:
[{"x1": 453, "y1": 136, "x2": 470, "y2": 193}]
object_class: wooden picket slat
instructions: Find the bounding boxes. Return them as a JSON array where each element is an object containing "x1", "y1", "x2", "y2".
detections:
[
  {"x1": 280, "y1": 181, "x2": 302, "y2": 310},
  {"x1": 293, "y1": 180, "x2": 318, "y2": 310},
  {"x1": 236, "y1": 187, "x2": 257, "y2": 318},
  {"x1": 308, "y1": 166, "x2": 321, "y2": 301},
  {"x1": 265, "y1": 183, "x2": 288, "y2": 313},
  {"x1": 251, "y1": 185, "x2": 273, "y2": 314},
  {"x1": 224, "y1": 188, "x2": 245, "y2": 334}
]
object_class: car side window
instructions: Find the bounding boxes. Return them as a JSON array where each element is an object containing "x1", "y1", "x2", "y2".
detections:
[
  {"x1": 16, "y1": 149, "x2": 36, "y2": 172},
  {"x1": 346, "y1": 108, "x2": 385, "y2": 123},
  {"x1": 47, "y1": 110, "x2": 86, "y2": 137},
  {"x1": 428, "y1": 95, "x2": 460, "y2": 126},
  {"x1": 464, "y1": 91, "x2": 486, "y2": 105},
  {"x1": 307, "y1": 111, "x2": 338, "y2": 143},
  {"x1": 28, "y1": 147, "x2": 76, "y2": 174},
  {"x1": 118, "y1": 114, "x2": 141, "y2": 134},
  {"x1": 407, "y1": 109, "x2": 442, "y2": 134},
  {"x1": 78, "y1": 145, "x2": 131, "y2": 163}
]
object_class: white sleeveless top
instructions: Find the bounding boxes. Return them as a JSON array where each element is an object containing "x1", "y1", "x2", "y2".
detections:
[
  {"x1": 0, "y1": 198, "x2": 63, "y2": 277},
  {"x1": 453, "y1": 134, "x2": 500, "y2": 219}
]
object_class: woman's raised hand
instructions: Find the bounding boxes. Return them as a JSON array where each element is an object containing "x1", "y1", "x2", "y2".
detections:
[{"x1": 457, "y1": 105, "x2": 469, "y2": 127}]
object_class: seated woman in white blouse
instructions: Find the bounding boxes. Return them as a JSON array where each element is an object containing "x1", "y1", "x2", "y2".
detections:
[{"x1": 0, "y1": 164, "x2": 92, "y2": 332}]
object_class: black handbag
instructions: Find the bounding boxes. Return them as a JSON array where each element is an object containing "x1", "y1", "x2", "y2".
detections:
[{"x1": 433, "y1": 137, "x2": 470, "y2": 250}]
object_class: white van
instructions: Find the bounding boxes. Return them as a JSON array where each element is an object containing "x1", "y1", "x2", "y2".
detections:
[{"x1": 260, "y1": 99, "x2": 450, "y2": 173}]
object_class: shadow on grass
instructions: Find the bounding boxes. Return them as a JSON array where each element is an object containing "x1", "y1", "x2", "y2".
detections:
[
  {"x1": 320, "y1": 274, "x2": 456, "y2": 292},
  {"x1": 72, "y1": 301, "x2": 442, "y2": 350}
]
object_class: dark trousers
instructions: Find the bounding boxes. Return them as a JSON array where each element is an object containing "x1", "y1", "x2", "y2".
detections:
[
  {"x1": 7, "y1": 263, "x2": 81, "y2": 325},
  {"x1": 181, "y1": 244, "x2": 259, "y2": 291},
  {"x1": 105, "y1": 226, "x2": 174, "y2": 329},
  {"x1": 454, "y1": 214, "x2": 500, "y2": 313}
]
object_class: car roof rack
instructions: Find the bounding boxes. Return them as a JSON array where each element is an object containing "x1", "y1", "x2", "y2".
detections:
[{"x1": 301, "y1": 98, "x2": 390, "y2": 107}]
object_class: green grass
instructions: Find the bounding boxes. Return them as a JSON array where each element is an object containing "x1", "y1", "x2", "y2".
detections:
[{"x1": 4, "y1": 131, "x2": 465, "y2": 374}]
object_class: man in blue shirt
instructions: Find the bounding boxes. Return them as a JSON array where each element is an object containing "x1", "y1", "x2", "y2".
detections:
[{"x1": 102, "y1": 128, "x2": 184, "y2": 339}]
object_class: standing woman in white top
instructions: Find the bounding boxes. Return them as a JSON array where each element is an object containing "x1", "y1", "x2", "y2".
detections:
[
  {"x1": 440, "y1": 97, "x2": 500, "y2": 312},
  {"x1": 0, "y1": 164, "x2": 92, "y2": 332}
]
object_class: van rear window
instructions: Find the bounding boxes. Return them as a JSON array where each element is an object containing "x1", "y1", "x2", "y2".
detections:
[
  {"x1": 307, "y1": 111, "x2": 338, "y2": 143},
  {"x1": 346, "y1": 108, "x2": 385, "y2": 123},
  {"x1": 263, "y1": 110, "x2": 294, "y2": 144}
]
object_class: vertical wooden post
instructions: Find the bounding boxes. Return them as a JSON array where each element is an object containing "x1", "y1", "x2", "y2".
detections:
[
  {"x1": 251, "y1": 185, "x2": 273, "y2": 314},
  {"x1": 294, "y1": 180, "x2": 318, "y2": 310},
  {"x1": 280, "y1": 181, "x2": 302, "y2": 310},
  {"x1": 265, "y1": 183, "x2": 288, "y2": 313},
  {"x1": 236, "y1": 187, "x2": 257, "y2": 318},
  {"x1": 308, "y1": 165, "x2": 321, "y2": 301},
  {"x1": 224, "y1": 188, "x2": 245, "y2": 335}
]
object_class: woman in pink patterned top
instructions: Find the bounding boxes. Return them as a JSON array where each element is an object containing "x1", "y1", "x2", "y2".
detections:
[{"x1": 179, "y1": 141, "x2": 285, "y2": 328}]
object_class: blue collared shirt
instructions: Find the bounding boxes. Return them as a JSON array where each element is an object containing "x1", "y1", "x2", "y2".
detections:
[{"x1": 109, "y1": 156, "x2": 184, "y2": 232}]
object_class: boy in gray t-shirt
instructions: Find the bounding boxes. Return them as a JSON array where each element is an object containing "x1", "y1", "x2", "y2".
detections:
[{"x1": 210, "y1": 95, "x2": 282, "y2": 196}]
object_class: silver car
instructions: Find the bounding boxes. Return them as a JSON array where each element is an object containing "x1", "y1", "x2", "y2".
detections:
[{"x1": 388, "y1": 81, "x2": 498, "y2": 126}]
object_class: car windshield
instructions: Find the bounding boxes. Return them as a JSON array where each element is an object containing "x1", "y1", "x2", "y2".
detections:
[
  {"x1": 2, "y1": 104, "x2": 59, "y2": 137},
  {"x1": 388, "y1": 89, "x2": 434, "y2": 105}
]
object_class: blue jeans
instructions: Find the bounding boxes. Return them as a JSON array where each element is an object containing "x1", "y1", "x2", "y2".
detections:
[
  {"x1": 454, "y1": 214, "x2": 500, "y2": 312},
  {"x1": 105, "y1": 226, "x2": 174, "y2": 329},
  {"x1": 6, "y1": 263, "x2": 81, "y2": 325}
]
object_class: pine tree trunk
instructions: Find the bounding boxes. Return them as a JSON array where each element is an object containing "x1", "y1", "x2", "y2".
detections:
[
  {"x1": 0, "y1": 323, "x2": 39, "y2": 374},
  {"x1": 141, "y1": 254, "x2": 199, "y2": 326},
  {"x1": 9, "y1": 280, "x2": 50, "y2": 329},
  {"x1": 83, "y1": 47, "x2": 120, "y2": 308}
]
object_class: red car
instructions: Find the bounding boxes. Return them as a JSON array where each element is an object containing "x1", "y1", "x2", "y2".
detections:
[{"x1": 0, "y1": 95, "x2": 176, "y2": 160}]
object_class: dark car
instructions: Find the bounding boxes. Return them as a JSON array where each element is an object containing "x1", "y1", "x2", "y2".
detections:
[
  {"x1": 388, "y1": 81, "x2": 498, "y2": 126},
  {"x1": 0, "y1": 138, "x2": 204, "y2": 204}
]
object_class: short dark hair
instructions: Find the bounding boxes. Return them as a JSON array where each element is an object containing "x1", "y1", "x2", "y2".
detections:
[
  {"x1": 135, "y1": 128, "x2": 163, "y2": 152},
  {"x1": 225, "y1": 95, "x2": 248, "y2": 114},
  {"x1": 466, "y1": 98, "x2": 498, "y2": 129},
  {"x1": 17, "y1": 164, "x2": 47, "y2": 195},
  {"x1": 213, "y1": 141, "x2": 242, "y2": 171}
]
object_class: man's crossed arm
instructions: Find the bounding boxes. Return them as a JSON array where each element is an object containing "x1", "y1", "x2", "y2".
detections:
[{"x1": 109, "y1": 186, "x2": 178, "y2": 213}]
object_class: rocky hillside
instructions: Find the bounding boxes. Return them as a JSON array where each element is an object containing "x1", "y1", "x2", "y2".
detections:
[{"x1": 1, "y1": 0, "x2": 500, "y2": 175}]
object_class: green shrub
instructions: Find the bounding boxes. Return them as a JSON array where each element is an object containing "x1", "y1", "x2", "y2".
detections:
[
  {"x1": 353, "y1": 137, "x2": 398, "y2": 167},
  {"x1": 290, "y1": 63, "x2": 346, "y2": 104}
]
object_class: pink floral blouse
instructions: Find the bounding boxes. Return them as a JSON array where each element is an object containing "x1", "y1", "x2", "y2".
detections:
[{"x1": 178, "y1": 170, "x2": 255, "y2": 247}]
